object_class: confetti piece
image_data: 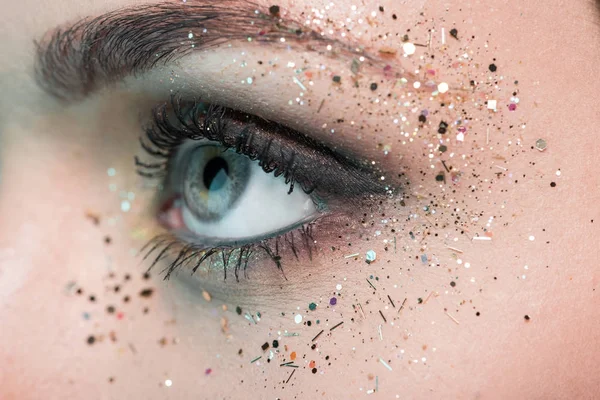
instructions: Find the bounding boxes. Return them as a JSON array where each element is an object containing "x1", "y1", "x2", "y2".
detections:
[
  {"x1": 365, "y1": 250, "x2": 376, "y2": 263},
  {"x1": 379, "y1": 358, "x2": 393, "y2": 371},
  {"x1": 330, "y1": 321, "x2": 344, "y2": 331},
  {"x1": 312, "y1": 330, "x2": 324, "y2": 342}
]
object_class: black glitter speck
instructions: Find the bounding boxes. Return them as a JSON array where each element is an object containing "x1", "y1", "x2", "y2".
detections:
[
  {"x1": 269, "y1": 5, "x2": 280, "y2": 15},
  {"x1": 438, "y1": 121, "x2": 448, "y2": 134},
  {"x1": 489, "y1": 63, "x2": 497, "y2": 72}
]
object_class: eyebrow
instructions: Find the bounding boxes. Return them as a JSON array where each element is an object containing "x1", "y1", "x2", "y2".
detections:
[{"x1": 34, "y1": 1, "x2": 358, "y2": 101}]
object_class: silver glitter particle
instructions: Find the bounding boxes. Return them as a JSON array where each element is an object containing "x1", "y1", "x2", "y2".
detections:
[
  {"x1": 365, "y1": 250, "x2": 376, "y2": 263},
  {"x1": 121, "y1": 200, "x2": 131, "y2": 212},
  {"x1": 535, "y1": 138, "x2": 547, "y2": 151}
]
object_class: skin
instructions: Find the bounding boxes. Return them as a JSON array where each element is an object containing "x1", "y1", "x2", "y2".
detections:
[{"x1": 1, "y1": 0, "x2": 599, "y2": 398}]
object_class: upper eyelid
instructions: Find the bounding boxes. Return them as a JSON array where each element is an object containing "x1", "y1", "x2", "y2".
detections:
[
  {"x1": 33, "y1": 1, "x2": 399, "y2": 102},
  {"x1": 142, "y1": 99, "x2": 393, "y2": 200},
  {"x1": 210, "y1": 108, "x2": 391, "y2": 197}
]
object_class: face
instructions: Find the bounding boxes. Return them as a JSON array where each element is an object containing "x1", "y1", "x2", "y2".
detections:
[{"x1": 2, "y1": 0, "x2": 600, "y2": 398}]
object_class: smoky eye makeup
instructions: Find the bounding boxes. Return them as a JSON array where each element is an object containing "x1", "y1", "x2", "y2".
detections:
[{"x1": 135, "y1": 96, "x2": 397, "y2": 282}]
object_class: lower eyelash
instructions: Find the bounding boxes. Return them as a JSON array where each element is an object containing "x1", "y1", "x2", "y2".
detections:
[{"x1": 141, "y1": 222, "x2": 317, "y2": 282}]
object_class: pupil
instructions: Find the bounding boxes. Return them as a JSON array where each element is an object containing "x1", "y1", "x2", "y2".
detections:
[{"x1": 203, "y1": 157, "x2": 229, "y2": 191}]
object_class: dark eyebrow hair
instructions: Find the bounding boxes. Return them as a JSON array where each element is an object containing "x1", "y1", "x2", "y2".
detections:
[{"x1": 34, "y1": 1, "x2": 356, "y2": 101}]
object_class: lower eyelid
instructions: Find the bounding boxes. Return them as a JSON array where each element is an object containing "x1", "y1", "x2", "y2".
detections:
[{"x1": 142, "y1": 206, "x2": 368, "y2": 284}]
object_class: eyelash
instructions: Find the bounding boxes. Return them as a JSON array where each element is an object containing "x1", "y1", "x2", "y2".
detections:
[
  {"x1": 135, "y1": 97, "x2": 323, "y2": 281},
  {"x1": 135, "y1": 96, "x2": 388, "y2": 282},
  {"x1": 135, "y1": 98, "x2": 314, "y2": 195},
  {"x1": 140, "y1": 225, "x2": 316, "y2": 282}
]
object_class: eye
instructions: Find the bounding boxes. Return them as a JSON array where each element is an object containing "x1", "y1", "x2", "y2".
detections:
[
  {"x1": 160, "y1": 140, "x2": 319, "y2": 245},
  {"x1": 135, "y1": 97, "x2": 391, "y2": 279}
]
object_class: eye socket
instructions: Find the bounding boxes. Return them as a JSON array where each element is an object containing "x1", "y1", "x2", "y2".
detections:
[{"x1": 160, "y1": 140, "x2": 320, "y2": 246}]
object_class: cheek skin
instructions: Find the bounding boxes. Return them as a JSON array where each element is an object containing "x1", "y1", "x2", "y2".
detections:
[
  {"x1": 154, "y1": 0, "x2": 599, "y2": 397},
  {"x1": 1, "y1": 0, "x2": 600, "y2": 398}
]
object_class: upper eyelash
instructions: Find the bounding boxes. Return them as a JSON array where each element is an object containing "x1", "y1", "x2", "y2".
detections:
[
  {"x1": 135, "y1": 95, "x2": 392, "y2": 201},
  {"x1": 136, "y1": 97, "x2": 313, "y2": 195}
]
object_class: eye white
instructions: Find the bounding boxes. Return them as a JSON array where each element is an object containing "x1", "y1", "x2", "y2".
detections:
[{"x1": 180, "y1": 152, "x2": 317, "y2": 242}]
